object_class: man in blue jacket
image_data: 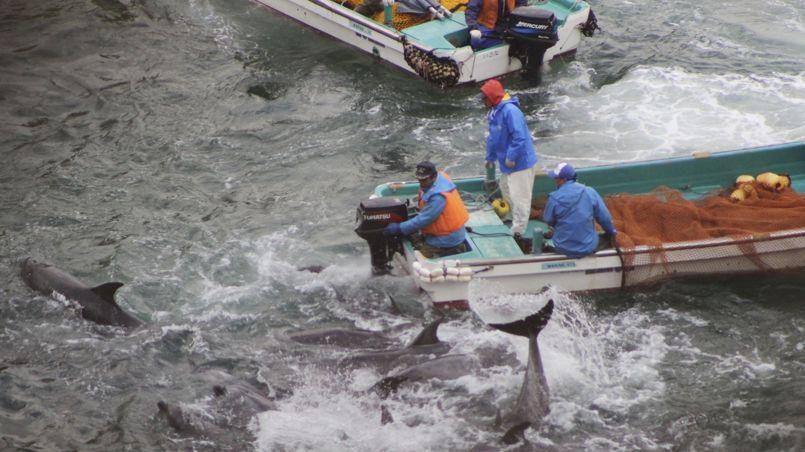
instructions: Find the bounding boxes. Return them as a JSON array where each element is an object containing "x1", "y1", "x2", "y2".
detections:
[
  {"x1": 481, "y1": 79, "x2": 538, "y2": 247},
  {"x1": 542, "y1": 162, "x2": 617, "y2": 258},
  {"x1": 383, "y1": 161, "x2": 470, "y2": 258},
  {"x1": 466, "y1": 0, "x2": 528, "y2": 50}
]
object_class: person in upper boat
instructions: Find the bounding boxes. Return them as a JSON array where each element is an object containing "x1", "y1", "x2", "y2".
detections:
[
  {"x1": 541, "y1": 162, "x2": 617, "y2": 258},
  {"x1": 482, "y1": 79, "x2": 538, "y2": 250},
  {"x1": 383, "y1": 161, "x2": 470, "y2": 258},
  {"x1": 466, "y1": 0, "x2": 528, "y2": 50}
]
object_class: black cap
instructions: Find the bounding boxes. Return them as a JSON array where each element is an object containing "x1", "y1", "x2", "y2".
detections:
[{"x1": 415, "y1": 161, "x2": 437, "y2": 179}]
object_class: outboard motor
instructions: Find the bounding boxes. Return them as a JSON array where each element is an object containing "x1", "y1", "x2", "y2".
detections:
[
  {"x1": 355, "y1": 197, "x2": 408, "y2": 274},
  {"x1": 505, "y1": 6, "x2": 558, "y2": 80}
]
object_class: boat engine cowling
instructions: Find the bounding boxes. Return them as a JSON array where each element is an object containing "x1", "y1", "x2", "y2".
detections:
[
  {"x1": 355, "y1": 197, "x2": 408, "y2": 274},
  {"x1": 505, "y1": 7, "x2": 558, "y2": 79}
]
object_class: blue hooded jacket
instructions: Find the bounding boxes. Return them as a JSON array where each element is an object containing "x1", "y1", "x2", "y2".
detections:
[
  {"x1": 485, "y1": 97, "x2": 537, "y2": 175},
  {"x1": 543, "y1": 180, "x2": 616, "y2": 258},
  {"x1": 399, "y1": 174, "x2": 467, "y2": 248}
]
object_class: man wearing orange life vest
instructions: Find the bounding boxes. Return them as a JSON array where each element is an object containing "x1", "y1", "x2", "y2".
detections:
[
  {"x1": 466, "y1": 0, "x2": 527, "y2": 50},
  {"x1": 383, "y1": 161, "x2": 470, "y2": 257}
]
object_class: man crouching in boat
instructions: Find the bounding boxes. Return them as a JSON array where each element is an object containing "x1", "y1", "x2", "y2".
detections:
[
  {"x1": 467, "y1": 0, "x2": 528, "y2": 50},
  {"x1": 541, "y1": 162, "x2": 617, "y2": 258},
  {"x1": 383, "y1": 161, "x2": 470, "y2": 258}
]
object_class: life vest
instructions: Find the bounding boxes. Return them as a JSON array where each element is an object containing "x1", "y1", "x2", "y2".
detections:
[
  {"x1": 418, "y1": 172, "x2": 470, "y2": 236},
  {"x1": 476, "y1": 0, "x2": 517, "y2": 30}
]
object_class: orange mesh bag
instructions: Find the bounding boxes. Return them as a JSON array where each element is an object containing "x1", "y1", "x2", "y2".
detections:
[{"x1": 604, "y1": 184, "x2": 805, "y2": 287}]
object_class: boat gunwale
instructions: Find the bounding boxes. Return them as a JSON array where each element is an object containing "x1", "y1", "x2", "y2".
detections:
[
  {"x1": 373, "y1": 141, "x2": 805, "y2": 196},
  {"x1": 435, "y1": 227, "x2": 805, "y2": 268},
  {"x1": 305, "y1": 0, "x2": 403, "y2": 42}
]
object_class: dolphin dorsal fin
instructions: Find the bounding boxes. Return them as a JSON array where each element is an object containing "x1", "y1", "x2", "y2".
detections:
[
  {"x1": 387, "y1": 294, "x2": 402, "y2": 316},
  {"x1": 90, "y1": 282, "x2": 124, "y2": 305},
  {"x1": 406, "y1": 317, "x2": 443, "y2": 347},
  {"x1": 380, "y1": 404, "x2": 394, "y2": 425}
]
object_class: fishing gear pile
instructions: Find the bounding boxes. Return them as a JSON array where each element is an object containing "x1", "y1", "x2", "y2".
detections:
[
  {"x1": 580, "y1": 9, "x2": 600, "y2": 37},
  {"x1": 604, "y1": 177, "x2": 804, "y2": 285},
  {"x1": 402, "y1": 37, "x2": 460, "y2": 88}
]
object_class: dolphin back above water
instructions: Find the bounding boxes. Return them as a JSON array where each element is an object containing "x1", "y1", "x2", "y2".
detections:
[
  {"x1": 371, "y1": 354, "x2": 481, "y2": 399},
  {"x1": 20, "y1": 258, "x2": 142, "y2": 329},
  {"x1": 339, "y1": 317, "x2": 449, "y2": 372},
  {"x1": 488, "y1": 299, "x2": 554, "y2": 444}
]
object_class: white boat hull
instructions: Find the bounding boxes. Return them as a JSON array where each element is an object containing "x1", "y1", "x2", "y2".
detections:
[
  {"x1": 252, "y1": 0, "x2": 591, "y2": 85},
  {"x1": 399, "y1": 229, "x2": 805, "y2": 307}
]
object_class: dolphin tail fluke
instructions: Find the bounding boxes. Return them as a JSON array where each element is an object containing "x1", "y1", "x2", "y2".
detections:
[
  {"x1": 90, "y1": 282, "x2": 124, "y2": 305},
  {"x1": 488, "y1": 299, "x2": 554, "y2": 338},
  {"x1": 372, "y1": 376, "x2": 406, "y2": 399},
  {"x1": 406, "y1": 317, "x2": 443, "y2": 347}
]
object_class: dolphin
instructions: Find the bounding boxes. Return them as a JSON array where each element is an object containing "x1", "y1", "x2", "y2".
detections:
[
  {"x1": 297, "y1": 265, "x2": 327, "y2": 273},
  {"x1": 339, "y1": 317, "x2": 450, "y2": 373},
  {"x1": 20, "y1": 258, "x2": 142, "y2": 329},
  {"x1": 212, "y1": 383, "x2": 275, "y2": 418},
  {"x1": 488, "y1": 299, "x2": 554, "y2": 445},
  {"x1": 286, "y1": 326, "x2": 396, "y2": 349},
  {"x1": 156, "y1": 400, "x2": 222, "y2": 437},
  {"x1": 371, "y1": 354, "x2": 480, "y2": 398},
  {"x1": 158, "y1": 381, "x2": 275, "y2": 437}
]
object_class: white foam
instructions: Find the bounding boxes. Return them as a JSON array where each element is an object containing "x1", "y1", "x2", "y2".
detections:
[
  {"x1": 743, "y1": 422, "x2": 805, "y2": 441},
  {"x1": 541, "y1": 65, "x2": 805, "y2": 167},
  {"x1": 254, "y1": 370, "x2": 468, "y2": 451},
  {"x1": 253, "y1": 291, "x2": 673, "y2": 448},
  {"x1": 657, "y1": 307, "x2": 709, "y2": 327},
  {"x1": 714, "y1": 352, "x2": 777, "y2": 380}
]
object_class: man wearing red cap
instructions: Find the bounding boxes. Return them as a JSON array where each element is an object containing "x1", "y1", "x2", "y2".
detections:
[{"x1": 481, "y1": 79, "x2": 538, "y2": 249}]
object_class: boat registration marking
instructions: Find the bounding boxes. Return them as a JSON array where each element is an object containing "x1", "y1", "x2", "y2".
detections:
[
  {"x1": 541, "y1": 261, "x2": 576, "y2": 270},
  {"x1": 350, "y1": 21, "x2": 372, "y2": 36},
  {"x1": 478, "y1": 49, "x2": 502, "y2": 60}
]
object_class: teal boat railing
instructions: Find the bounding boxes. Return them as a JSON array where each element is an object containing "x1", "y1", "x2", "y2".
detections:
[{"x1": 374, "y1": 142, "x2": 805, "y2": 200}]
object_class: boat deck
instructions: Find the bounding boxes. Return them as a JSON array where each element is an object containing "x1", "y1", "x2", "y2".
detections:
[
  {"x1": 402, "y1": 13, "x2": 468, "y2": 51},
  {"x1": 359, "y1": 0, "x2": 583, "y2": 50},
  {"x1": 404, "y1": 207, "x2": 553, "y2": 261}
]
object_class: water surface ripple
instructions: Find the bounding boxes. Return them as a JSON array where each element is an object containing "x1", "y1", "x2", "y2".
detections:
[{"x1": 1, "y1": 0, "x2": 804, "y2": 450}]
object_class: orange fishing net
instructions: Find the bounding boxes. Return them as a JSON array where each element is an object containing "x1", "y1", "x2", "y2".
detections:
[
  {"x1": 603, "y1": 181, "x2": 805, "y2": 285},
  {"x1": 606, "y1": 184, "x2": 805, "y2": 249}
]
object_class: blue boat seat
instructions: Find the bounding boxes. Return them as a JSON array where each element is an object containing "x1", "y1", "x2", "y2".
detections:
[{"x1": 464, "y1": 209, "x2": 524, "y2": 258}]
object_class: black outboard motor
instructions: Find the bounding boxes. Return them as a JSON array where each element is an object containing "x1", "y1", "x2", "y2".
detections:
[
  {"x1": 355, "y1": 197, "x2": 409, "y2": 274},
  {"x1": 505, "y1": 6, "x2": 558, "y2": 80}
]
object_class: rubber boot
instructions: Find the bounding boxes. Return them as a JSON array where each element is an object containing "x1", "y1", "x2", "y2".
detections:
[{"x1": 513, "y1": 233, "x2": 532, "y2": 254}]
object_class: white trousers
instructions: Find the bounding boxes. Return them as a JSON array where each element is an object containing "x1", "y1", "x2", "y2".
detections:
[{"x1": 500, "y1": 166, "x2": 536, "y2": 235}]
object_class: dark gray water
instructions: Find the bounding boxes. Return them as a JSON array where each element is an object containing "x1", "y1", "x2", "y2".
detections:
[{"x1": 1, "y1": 0, "x2": 804, "y2": 450}]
